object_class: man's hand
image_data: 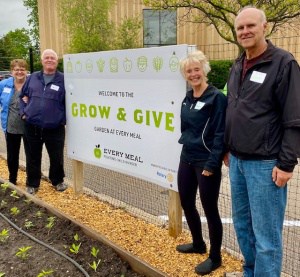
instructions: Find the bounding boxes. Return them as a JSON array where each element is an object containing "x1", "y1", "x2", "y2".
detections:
[
  {"x1": 272, "y1": 166, "x2": 293, "y2": 187},
  {"x1": 202, "y1": 170, "x2": 213, "y2": 176},
  {"x1": 223, "y1": 152, "x2": 230, "y2": 167}
]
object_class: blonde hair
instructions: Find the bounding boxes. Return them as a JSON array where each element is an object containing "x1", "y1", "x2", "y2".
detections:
[
  {"x1": 10, "y1": 59, "x2": 28, "y2": 71},
  {"x1": 180, "y1": 50, "x2": 211, "y2": 81}
]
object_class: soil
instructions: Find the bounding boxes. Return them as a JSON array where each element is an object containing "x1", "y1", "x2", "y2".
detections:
[
  {"x1": 0, "y1": 185, "x2": 144, "y2": 277},
  {"x1": 0, "y1": 157, "x2": 243, "y2": 277}
]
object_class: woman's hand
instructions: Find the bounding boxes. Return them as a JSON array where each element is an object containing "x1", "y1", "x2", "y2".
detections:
[{"x1": 22, "y1": 96, "x2": 29, "y2": 103}]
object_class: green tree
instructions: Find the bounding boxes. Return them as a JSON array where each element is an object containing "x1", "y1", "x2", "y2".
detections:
[
  {"x1": 0, "y1": 29, "x2": 32, "y2": 70},
  {"x1": 58, "y1": 0, "x2": 143, "y2": 53},
  {"x1": 115, "y1": 16, "x2": 142, "y2": 49},
  {"x1": 0, "y1": 48, "x2": 9, "y2": 71},
  {"x1": 58, "y1": 0, "x2": 116, "y2": 53},
  {"x1": 143, "y1": 0, "x2": 300, "y2": 52},
  {"x1": 2, "y1": 29, "x2": 32, "y2": 59},
  {"x1": 23, "y1": 0, "x2": 39, "y2": 49},
  {"x1": 23, "y1": 0, "x2": 40, "y2": 71}
]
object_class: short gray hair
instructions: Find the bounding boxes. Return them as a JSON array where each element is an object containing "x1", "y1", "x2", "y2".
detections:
[
  {"x1": 41, "y1": 49, "x2": 58, "y2": 60},
  {"x1": 236, "y1": 6, "x2": 267, "y2": 25},
  {"x1": 180, "y1": 50, "x2": 211, "y2": 81}
]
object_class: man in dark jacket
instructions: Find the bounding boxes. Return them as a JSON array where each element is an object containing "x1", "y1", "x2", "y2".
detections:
[
  {"x1": 224, "y1": 6, "x2": 300, "y2": 277},
  {"x1": 20, "y1": 49, "x2": 67, "y2": 194}
]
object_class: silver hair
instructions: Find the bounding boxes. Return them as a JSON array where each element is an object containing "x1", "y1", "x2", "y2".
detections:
[
  {"x1": 235, "y1": 6, "x2": 267, "y2": 26},
  {"x1": 41, "y1": 49, "x2": 58, "y2": 60},
  {"x1": 180, "y1": 50, "x2": 211, "y2": 81}
]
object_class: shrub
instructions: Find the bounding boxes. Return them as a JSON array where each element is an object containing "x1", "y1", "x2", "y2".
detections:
[{"x1": 208, "y1": 60, "x2": 233, "y2": 89}]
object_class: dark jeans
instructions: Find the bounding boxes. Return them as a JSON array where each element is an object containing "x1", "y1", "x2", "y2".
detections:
[
  {"x1": 24, "y1": 123, "x2": 65, "y2": 188},
  {"x1": 177, "y1": 161, "x2": 223, "y2": 262},
  {"x1": 5, "y1": 132, "x2": 27, "y2": 184}
]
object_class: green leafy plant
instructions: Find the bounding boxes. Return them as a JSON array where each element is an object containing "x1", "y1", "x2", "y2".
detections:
[
  {"x1": 69, "y1": 233, "x2": 82, "y2": 254},
  {"x1": 69, "y1": 242, "x2": 81, "y2": 254},
  {"x1": 0, "y1": 200, "x2": 7, "y2": 208},
  {"x1": 89, "y1": 246, "x2": 101, "y2": 272},
  {"x1": 24, "y1": 198, "x2": 32, "y2": 205},
  {"x1": 24, "y1": 219, "x2": 34, "y2": 229},
  {"x1": 45, "y1": 216, "x2": 56, "y2": 230},
  {"x1": 35, "y1": 211, "x2": 44, "y2": 218},
  {"x1": 89, "y1": 259, "x2": 101, "y2": 272},
  {"x1": 91, "y1": 246, "x2": 99, "y2": 258},
  {"x1": 16, "y1": 246, "x2": 32, "y2": 260},
  {"x1": 0, "y1": 229, "x2": 9, "y2": 243},
  {"x1": 36, "y1": 269, "x2": 54, "y2": 277},
  {"x1": 10, "y1": 207, "x2": 20, "y2": 216},
  {"x1": 0, "y1": 183, "x2": 9, "y2": 192},
  {"x1": 10, "y1": 190, "x2": 19, "y2": 199},
  {"x1": 208, "y1": 60, "x2": 233, "y2": 89},
  {"x1": 0, "y1": 272, "x2": 5, "y2": 277},
  {"x1": 73, "y1": 233, "x2": 80, "y2": 241}
]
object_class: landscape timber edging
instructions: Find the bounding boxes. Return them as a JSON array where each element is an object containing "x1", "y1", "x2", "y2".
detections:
[{"x1": 1, "y1": 179, "x2": 167, "y2": 277}]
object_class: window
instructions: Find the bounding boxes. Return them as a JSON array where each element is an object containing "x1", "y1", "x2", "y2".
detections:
[{"x1": 143, "y1": 9, "x2": 177, "y2": 47}]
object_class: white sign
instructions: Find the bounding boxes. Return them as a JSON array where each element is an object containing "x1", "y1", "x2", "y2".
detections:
[{"x1": 64, "y1": 45, "x2": 189, "y2": 191}]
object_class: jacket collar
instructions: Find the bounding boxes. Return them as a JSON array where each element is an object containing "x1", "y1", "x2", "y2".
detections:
[
  {"x1": 236, "y1": 40, "x2": 275, "y2": 64},
  {"x1": 186, "y1": 85, "x2": 215, "y2": 99}
]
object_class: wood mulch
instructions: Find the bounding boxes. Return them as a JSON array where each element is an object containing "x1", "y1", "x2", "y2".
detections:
[{"x1": 0, "y1": 157, "x2": 243, "y2": 276}]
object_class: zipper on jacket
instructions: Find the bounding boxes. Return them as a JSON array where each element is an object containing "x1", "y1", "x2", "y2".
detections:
[
  {"x1": 190, "y1": 98, "x2": 199, "y2": 110},
  {"x1": 202, "y1": 118, "x2": 211, "y2": 152},
  {"x1": 236, "y1": 58, "x2": 271, "y2": 101}
]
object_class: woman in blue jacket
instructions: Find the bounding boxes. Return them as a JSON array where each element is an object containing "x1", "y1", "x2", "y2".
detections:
[
  {"x1": 0, "y1": 59, "x2": 28, "y2": 184},
  {"x1": 176, "y1": 50, "x2": 227, "y2": 275}
]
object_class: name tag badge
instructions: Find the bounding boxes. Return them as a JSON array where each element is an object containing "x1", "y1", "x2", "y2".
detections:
[
  {"x1": 194, "y1": 101, "x2": 205, "y2": 110},
  {"x1": 250, "y1": 70, "x2": 266, "y2": 84},
  {"x1": 3, "y1": 87, "x2": 12, "y2": 94},
  {"x1": 50, "y1": 84, "x2": 59, "y2": 91}
]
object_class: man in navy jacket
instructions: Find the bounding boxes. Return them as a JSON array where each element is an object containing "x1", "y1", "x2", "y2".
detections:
[{"x1": 20, "y1": 49, "x2": 67, "y2": 194}]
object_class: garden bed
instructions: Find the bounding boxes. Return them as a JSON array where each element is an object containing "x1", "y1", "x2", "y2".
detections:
[
  {"x1": 0, "y1": 156, "x2": 243, "y2": 276},
  {"x1": 0, "y1": 183, "x2": 146, "y2": 277}
]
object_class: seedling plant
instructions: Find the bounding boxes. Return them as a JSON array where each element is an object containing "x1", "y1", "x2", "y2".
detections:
[
  {"x1": 36, "y1": 269, "x2": 54, "y2": 277},
  {"x1": 89, "y1": 246, "x2": 101, "y2": 272},
  {"x1": 24, "y1": 219, "x2": 34, "y2": 229},
  {"x1": 35, "y1": 211, "x2": 44, "y2": 218},
  {"x1": 10, "y1": 190, "x2": 19, "y2": 199},
  {"x1": 69, "y1": 233, "x2": 81, "y2": 254},
  {"x1": 23, "y1": 198, "x2": 32, "y2": 205},
  {"x1": 91, "y1": 246, "x2": 99, "y2": 258},
  {"x1": 16, "y1": 246, "x2": 32, "y2": 260},
  {"x1": 45, "y1": 216, "x2": 56, "y2": 234},
  {"x1": 0, "y1": 200, "x2": 7, "y2": 207},
  {"x1": 10, "y1": 207, "x2": 20, "y2": 216},
  {"x1": 1, "y1": 183, "x2": 9, "y2": 192},
  {"x1": 89, "y1": 259, "x2": 101, "y2": 272},
  {"x1": 0, "y1": 229, "x2": 9, "y2": 243}
]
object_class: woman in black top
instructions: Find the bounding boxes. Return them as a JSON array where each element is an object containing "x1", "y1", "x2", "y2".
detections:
[{"x1": 176, "y1": 50, "x2": 227, "y2": 275}]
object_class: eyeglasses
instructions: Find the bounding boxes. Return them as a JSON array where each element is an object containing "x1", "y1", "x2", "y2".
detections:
[{"x1": 13, "y1": 68, "x2": 26, "y2": 72}]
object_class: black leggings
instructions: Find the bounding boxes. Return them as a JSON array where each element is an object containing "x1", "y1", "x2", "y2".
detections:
[
  {"x1": 177, "y1": 161, "x2": 223, "y2": 261},
  {"x1": 5, "y1": 132, "x2": 23, "y2": 184}
]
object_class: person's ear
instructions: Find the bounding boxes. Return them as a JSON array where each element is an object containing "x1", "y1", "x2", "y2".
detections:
[{"x1": 263, "y1": 22, "x2": 268, "y2": 34}]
